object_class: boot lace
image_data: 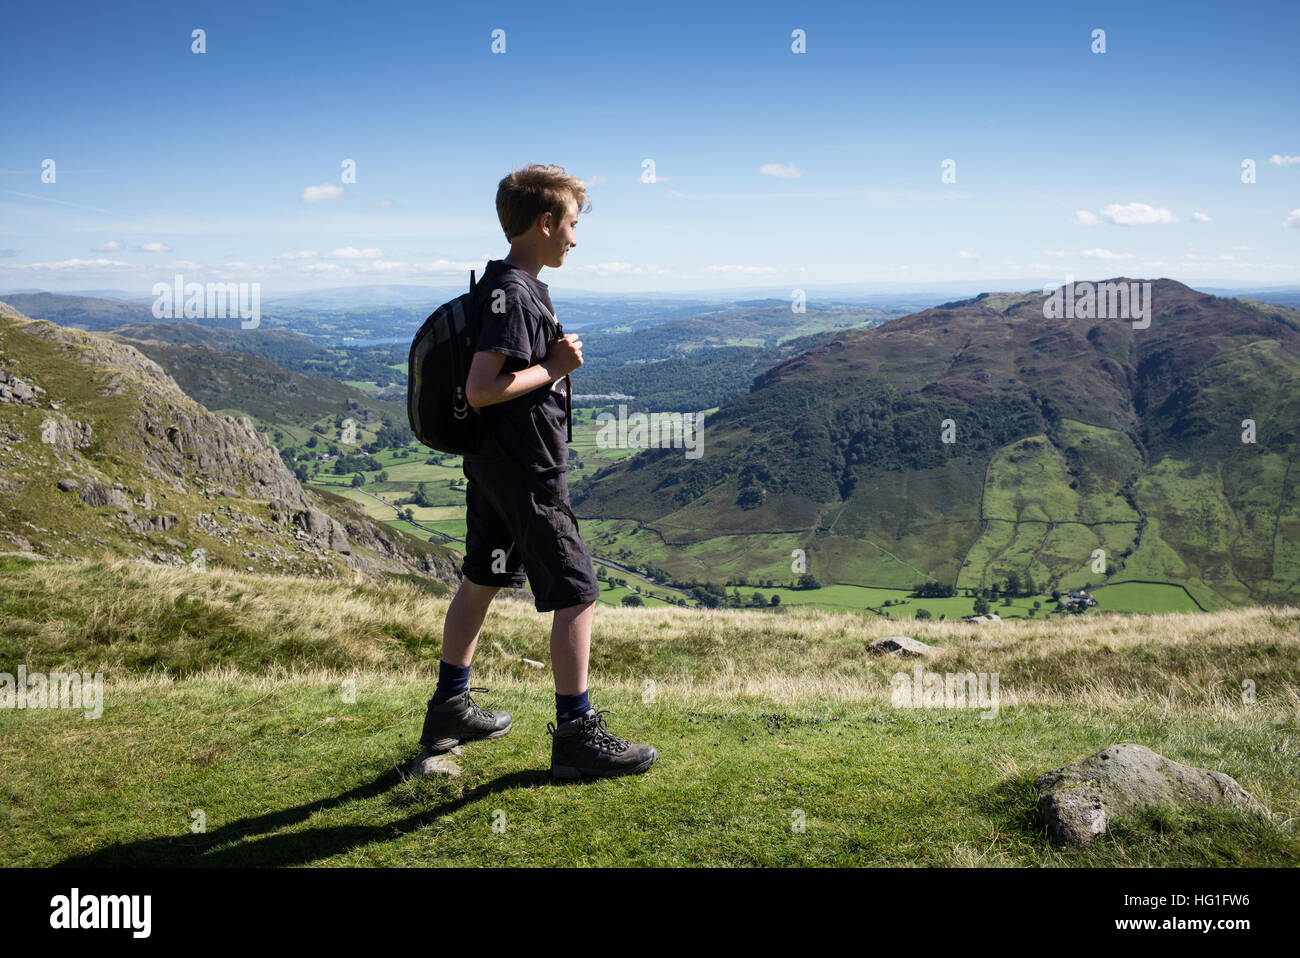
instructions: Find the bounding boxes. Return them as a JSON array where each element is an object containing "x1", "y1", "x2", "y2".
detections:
[
  {"x1": 583, "y1": 709, "x2": 629, "y2": 753},
  {"x1": 464, "y1": 687, "x2": 495, "y2": 721}
]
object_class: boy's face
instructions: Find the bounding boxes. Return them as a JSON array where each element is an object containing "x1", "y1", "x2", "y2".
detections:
[{"x1": 542, "y1": 198, "x2": 578, "y2": 269}]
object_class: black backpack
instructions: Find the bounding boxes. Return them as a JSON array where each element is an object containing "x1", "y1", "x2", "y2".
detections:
[{"x1": 407, "y1": 269, "x2": 572, "y2": 455}]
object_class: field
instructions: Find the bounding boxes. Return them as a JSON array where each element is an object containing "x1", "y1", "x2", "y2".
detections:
[{"x1": 1, "y1": 555, "x2": 1296, "y2": 867}]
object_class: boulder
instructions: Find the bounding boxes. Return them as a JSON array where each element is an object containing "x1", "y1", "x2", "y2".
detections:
[
  {"x1": 867, "y1": 635, "x2": 939, "y2": 658},
  {"x1": 1034, "y1": 743, "x2": 1268, "y2": 847},
  {"x1": 77, "y1": 479, "x2": 130, "y2": 508}
]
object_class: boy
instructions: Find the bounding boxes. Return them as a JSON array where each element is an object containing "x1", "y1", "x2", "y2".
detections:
[{"x1": 415, "y1": 164, "x2": 658, "y2": 780}]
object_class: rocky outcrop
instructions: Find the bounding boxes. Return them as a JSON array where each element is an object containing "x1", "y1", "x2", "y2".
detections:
[
  {"x1": 1035, "y1": 744, "x2": 1268, "y2": 847},
  {"x1": 9, "y1": 315, "x2": 309, "y2": 510},
  {"x1": 0, "y1": 368, "x2": 42, "y2": 406}
]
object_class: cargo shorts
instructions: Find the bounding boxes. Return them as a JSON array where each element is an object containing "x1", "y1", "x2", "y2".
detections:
[{"x1": 460, "y1": 455, "x2": 601, "y2": 613}]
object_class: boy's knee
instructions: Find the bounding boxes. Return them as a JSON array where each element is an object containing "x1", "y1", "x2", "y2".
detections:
[{"x1": 552, "y1": 598, "x2": 595, "y2": 618}]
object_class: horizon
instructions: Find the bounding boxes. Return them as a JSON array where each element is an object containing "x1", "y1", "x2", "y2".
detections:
[{"x1": 2, "y1": 0, "x2": 1299, "y2": 294}]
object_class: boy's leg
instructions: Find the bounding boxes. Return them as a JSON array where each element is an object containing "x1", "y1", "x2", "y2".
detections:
[
  {"x1": 442, "y1": 578, "x2": 501, "y2": 666},
  {"x1": 551, "y1": 599, "x2": 594, "y2": 695},
  {"x1": 417, "y1": 578, "x2": 512, "y2": 754}
]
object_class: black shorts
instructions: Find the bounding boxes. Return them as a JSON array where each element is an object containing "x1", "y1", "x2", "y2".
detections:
[{"x1": 460, "y1": 456, "x2": 601, "y2": 613}]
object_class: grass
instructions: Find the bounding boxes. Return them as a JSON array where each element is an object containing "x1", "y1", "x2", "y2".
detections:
[{"x1": 2, "y1": 555, "x2": 1297, "y2": 867}]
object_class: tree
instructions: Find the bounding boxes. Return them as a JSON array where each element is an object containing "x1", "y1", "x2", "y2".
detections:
[
  {"x1": 1005, "y1": 571, "x2": 1021, "y2": 596},
  {"x1": 621, "y1": 594, "x2": 643, "y2": 607},
  {"x1": 377, "y1": 470, "x2": 388, "y2": 482},
  {"x1": 797, "y1": 573, "x2": 821, "y2": 590},
  {"x1": 770, "y1": 594, "x2": 781, "y2": 607},
  {"x1": 973, "y1": 597, "x2": 991, "y2": 615},
  {"x1": 914, "y1": 608, "x2": 932, "y2": 620}
]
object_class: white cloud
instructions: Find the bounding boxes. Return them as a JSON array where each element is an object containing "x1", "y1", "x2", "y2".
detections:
[
  {"x1": 1191, "y1": 211, "x2": 1212, "y2": 223},
  {"x1": 93, "y1": 240, "x2": 124, "y2": 252},
  {"x1": 1073, "y1": 210, "x2": 1099, "y2": 226},
  {"x1": 1102, "y1": 202, "x2": 1176, "y2": 225},
  {"x1": 1285, "y1": 209, "x2": 1300, "y2": 229},
  {"x1": 367, "y1": 199, "x2": 395, "y2": 209},
  {"x1": 138, "y1": 241, "x2": 173, "y2": 253},
  {"x1": 0, "y1": 257, "x2": 131, "y2": 271},
  {"x1": 1080, "y1": 248, "x2": 1135, "y2": 260},
  {"x1": 1269, "y1": 154, "x2": 1300, "y2": 166},
  {"x1": 758, "y1": 162, "x2": 802, "y2": 179},
  {"x1": 275, "y1": 250, "x2": 319, "y2": 260},
  {"x1": 324, "y1": 247, "x2": 383, "y2": 260},
  {"x1": 568, "y1": 261, "x2": 674, "y2": 277},
  {"x1": 701, "y1": 264, "x2": 780, "y2": 274},
  {"x1": 957, "y1": 251, "x2": 978, "y2": 258},
  {"x1": 301, "y1": 183, "x2": 345, "y2": 204},
  {"x1": 585, "y1": 175, "x2": 608, "y2": 188}
]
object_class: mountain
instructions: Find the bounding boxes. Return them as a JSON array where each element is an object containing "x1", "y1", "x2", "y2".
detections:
[
  {"x1": 0, "y1": 300, "x2": 458, "y2": 585},
  {"x1": 573, "y1": 279, "x2": 1300, "y2": 609},
  {"x1": 0, "y1": 292, "x2": 158, "y2": 331},
  {"x1": 104, "y1": 327, "x2": 404, "y2": 429}
]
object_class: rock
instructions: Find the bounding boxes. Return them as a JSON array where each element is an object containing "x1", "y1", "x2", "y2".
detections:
[
  {"x1": 57, "y1": 477, "x2": 79, "y2": 492},
  {"x1": 1034, "y1": 743, "x2": 1268, "y2": 847},
  {"x1": 0, "y1": 368, "x2": 38, "y2": 405},
  {"x1": 38, "y1": 412, "x2": 94, "y2": 451},
  {"x1": 868, "y1": 635, "x2": 939, "y2": 658},
  {"x1": 410, "y1": 749, "x2": 462, "y2": 778},
  {"x1": 124, "y1": 512, "x2": 179, "y2": 533},
  {"x1": 77, "y1": 479, "x2": 130, "y2": 508}
]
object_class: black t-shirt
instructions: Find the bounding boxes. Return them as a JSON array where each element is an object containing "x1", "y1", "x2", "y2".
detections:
[{"x1": 466, "y1": 259, "x2": 569, "y2": 479}]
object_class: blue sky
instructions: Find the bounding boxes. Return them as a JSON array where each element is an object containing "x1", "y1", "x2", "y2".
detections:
[{"x1": 2, "y1": 0, "x2": 1298, "y2": 295}]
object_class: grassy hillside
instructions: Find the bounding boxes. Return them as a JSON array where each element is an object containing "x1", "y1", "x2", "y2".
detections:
[
  {"x1": 1, "y1": 554, "x2": 1296, "y2": 867},
  {"x1": 0, "y1": 301, "x2": 460, "y2": 584}
]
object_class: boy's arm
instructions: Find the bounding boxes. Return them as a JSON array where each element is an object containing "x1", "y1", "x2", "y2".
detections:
[{"x1": 465, "y1": 334, "x2": 583, "y2": 408}]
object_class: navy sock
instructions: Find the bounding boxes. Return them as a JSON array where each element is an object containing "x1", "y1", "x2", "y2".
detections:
[
  {"x1": 556, "y1": 690, "x2": 591, "y2": 725},
  {"x1": 431, "y1": 660, "x2": 471, "y2": 706}
]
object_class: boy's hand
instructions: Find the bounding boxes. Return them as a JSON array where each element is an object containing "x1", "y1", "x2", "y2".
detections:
[{"x1": 544, "y1": 333, "x2": 583, "y2": 378}]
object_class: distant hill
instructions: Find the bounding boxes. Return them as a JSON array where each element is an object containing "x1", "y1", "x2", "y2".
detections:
[
  {"x1": 107, "y1": 321, "x2": 334, "y2": 368},
  {"x1": 105, "y1": 328, "x2": 405, "y2": 430},
  {"x1": 574, "y1": 279, "x2": 1300, "y2": 609},
  {"x1": 0, "y1": 299, "x2": 458, "y2": 584},
  {"x1": 1, "y1": 292, "x2": 157, "y2": 331}
]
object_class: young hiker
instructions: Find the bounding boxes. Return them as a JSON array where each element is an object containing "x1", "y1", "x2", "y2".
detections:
[{"x1": 416, "y1": 164, "x2": 658, "y2": 780}]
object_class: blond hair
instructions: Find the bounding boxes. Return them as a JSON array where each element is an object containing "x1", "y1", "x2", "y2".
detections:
[{"x1": 495, "y1": 164, "x2": 591, "y2": 242}]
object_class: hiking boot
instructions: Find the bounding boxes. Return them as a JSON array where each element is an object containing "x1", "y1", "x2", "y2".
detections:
[
  {"x1": 548, "y1": 708, "x2": 658, "y2": 780},
  {"x1": 419, "y1": 687, "x2": 512, "y2": 752}
]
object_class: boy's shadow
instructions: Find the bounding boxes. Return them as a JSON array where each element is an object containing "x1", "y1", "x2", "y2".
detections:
[{"x1": 53, "y1": 760, "x2": 552, "y2": 868}]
